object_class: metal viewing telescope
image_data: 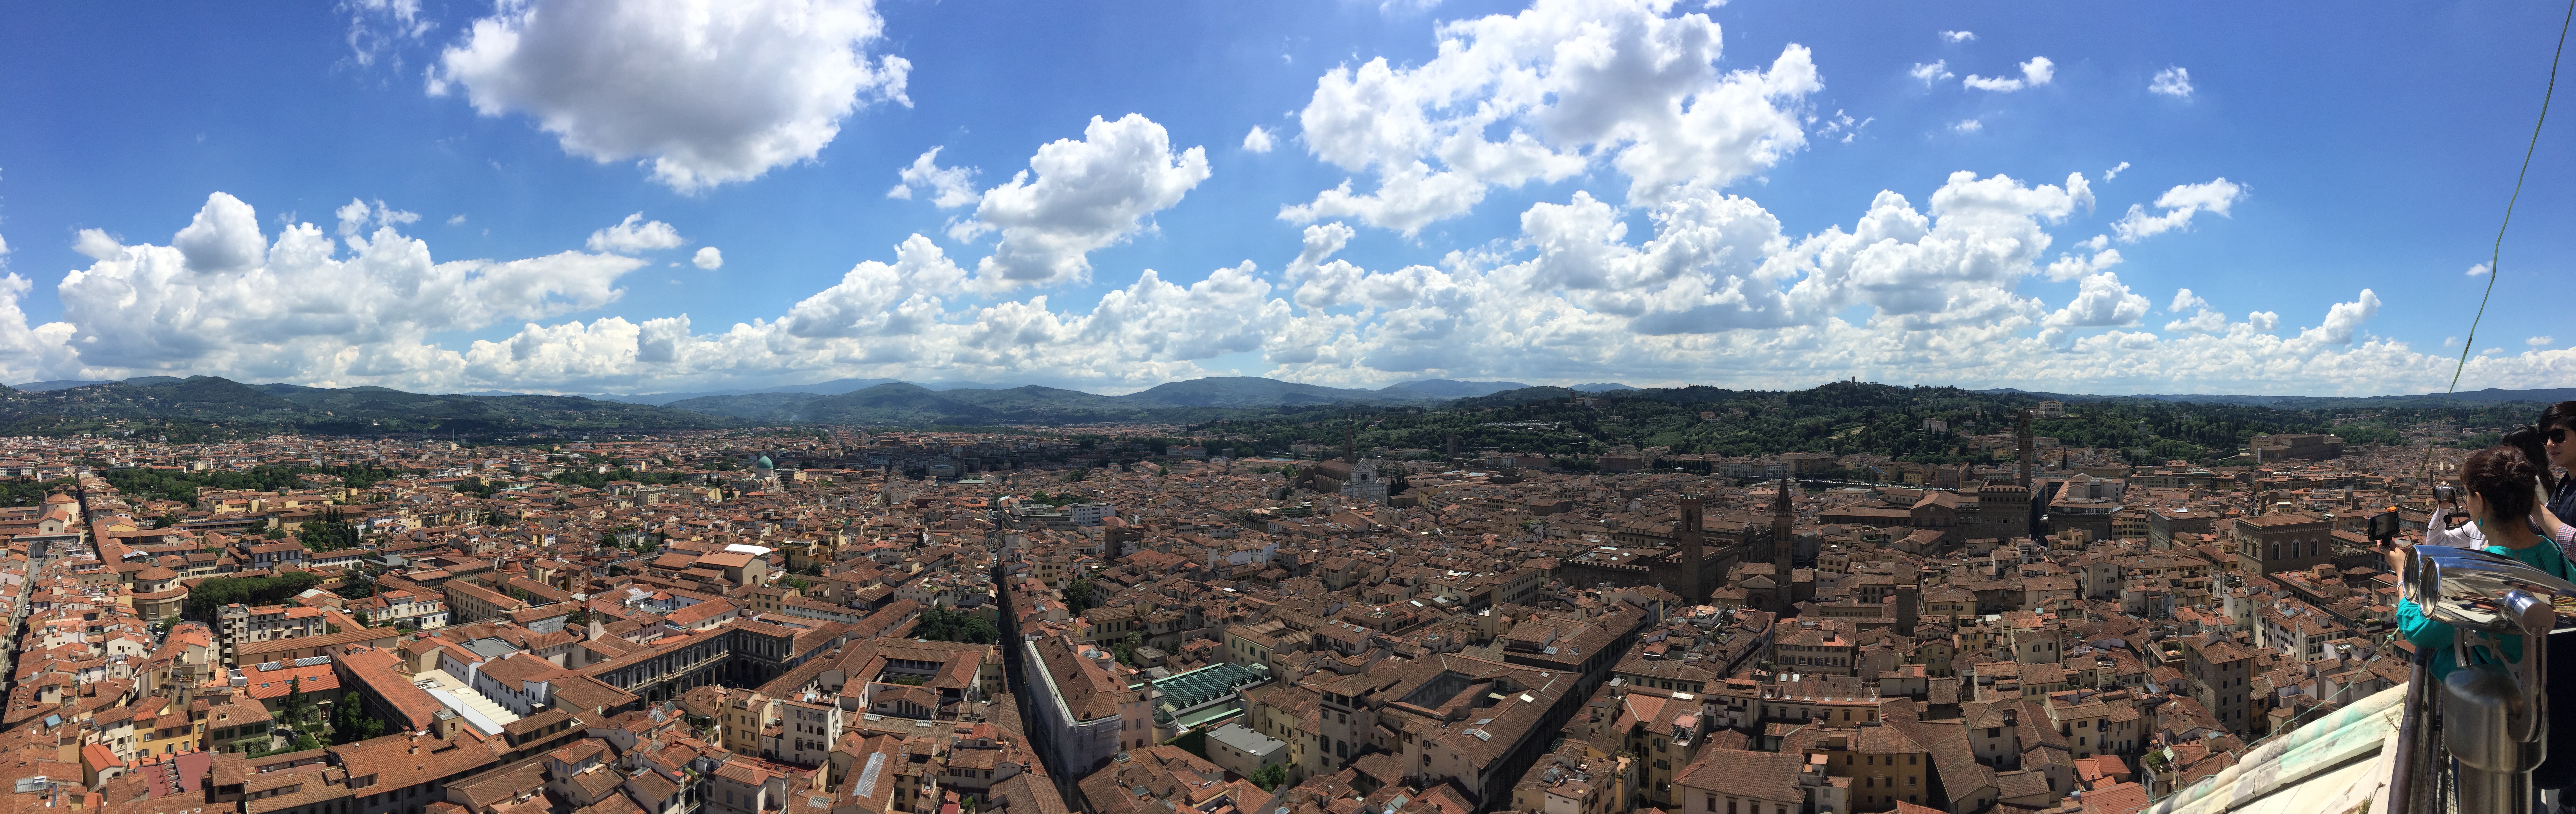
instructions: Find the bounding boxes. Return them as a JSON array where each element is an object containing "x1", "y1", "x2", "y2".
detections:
[{"x1": 2391, "y1": 544, "x2": 2576, "y2": 813}]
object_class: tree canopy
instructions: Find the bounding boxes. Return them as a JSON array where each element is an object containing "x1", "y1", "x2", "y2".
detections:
[
  {"x1": 185, "y1": 571, "x2": 322, "y2": 622},
  {"x1": 1182, "y1": 381, "x2": 2516, "y2": 468},
  {"x1": 911, "y1": 607, "x2": 999, "y2": 644},
  {"x1": 297, "y1": 508, "x2": 362, "y2": 551}
]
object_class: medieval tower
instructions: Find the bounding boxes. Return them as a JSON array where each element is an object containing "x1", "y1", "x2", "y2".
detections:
[
  {"x1": 1678, "y1": 493, "x2": 1706, "y2": 598},
  {"x1": 1771, "y1": 477, "x2": 1796, "y2": 574},
  {"x1": 2016, "y1": 409, "x2": 2035, "y2": 488}
]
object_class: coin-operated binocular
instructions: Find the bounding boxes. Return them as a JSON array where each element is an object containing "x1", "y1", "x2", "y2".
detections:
[{"x1": 2407, "y1": 545, "x2": 2576, "y2": 813}]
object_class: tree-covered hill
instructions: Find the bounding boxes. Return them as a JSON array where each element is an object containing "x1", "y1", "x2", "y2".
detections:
[
  {"x1": 0, "y1": 376, "x2": 736, "y2": 439},
  {"x1": 1190, "y1": 381, "x2": 2542, "y2": 467}
]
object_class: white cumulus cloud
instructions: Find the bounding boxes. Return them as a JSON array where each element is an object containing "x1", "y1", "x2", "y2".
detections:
[
  {"x1": 2040, "y1": 271, "x2": 2151, "y2": 344},
  {"x1": 586, "y1": 213, "x2": 687, "y2": 254},
  {"x1": 1964, "y1": 57, "x2": 2053, "y2": 92},
  {"x1": 1243, "y1": 126, "x2": 1275, "y2": 153},
  {"x1": 1951, "y1": 119, "x2": 1983, "y2": 134},
  {"x1": 2297, "y1": 290, "x2": 2379, "y2": 346},
  {"x1": 2169, "y1": 288, "x2": 2209, "y2": 313},
  {"x1": 14, "y1": 192, "x2": 643, "y2": 385},
  {"x1": 2042, "y1": 248, "x2": 2121, "y2": 282},
  {"x1": 1910, "y1": 60, "x2": 1954, "y2": 86},
  {"x1": 2113, "y1": 178, "x2": 2243, "y2": 242},
  {"x1": 693, "y1": 247, "x2": 724, "y2": 270},
  {"x1": 2149, "y1": 66, "x2": 2194, "y2": 99},
  {"x1": 1940, "y1": 30, "x2": 1975, "y2": 43},
  {"x1": 430, "y1": 0, "x2": 912, "y2": 192},
  {"x1": 2467, "y1": 263, "x2": 2490, "y2": 277},
  {"x1": 2104, "y1": 161, "x2": 2129, "y2": 180},
  {"x1": 887, "y1": 147, "x2": 980, "y2": 208},
  {"x1": 960, "y1": 114, "x2": 1212, "y2": 290},
  {"x1": 1283, "y1": 0, "x2": 1821, "y2": 234},
  {"x1": 3, "y1": 174, "x2": 2556, "y2": 399}
]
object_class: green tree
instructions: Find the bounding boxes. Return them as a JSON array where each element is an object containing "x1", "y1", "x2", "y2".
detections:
[
  {"x1": 185, "y1": 572, "x2": 323, "y2": 622},
  {"x1": 912, "y1": 607, "x2": 1000, "y2": 644},
  {"x1": 1112, "y1": 632, "x2": 1145, "y2": 667},
  {"x1": 1250, "y1": 763, "x2": 1288, "y2": 791},
  {"x1": 296, "y1": 508, "x2": 363, "y2": 551},
  {"x1": 330, "y1": 696, "x2": 385, "y2": 743},
  {"x1": 1064, "y1": 578, "x2": 1097, "y2": 616},
  {"x1": 281, "y1": 677, "x2": 313, "y2": 731}
]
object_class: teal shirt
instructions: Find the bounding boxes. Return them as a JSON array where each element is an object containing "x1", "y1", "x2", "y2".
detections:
[{"x1": 2398, "y1": 539, "x2": 2575, "y2": 680}]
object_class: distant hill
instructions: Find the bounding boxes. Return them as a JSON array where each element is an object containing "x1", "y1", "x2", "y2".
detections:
[
  {"x1": 1208, "y1": 378, "x2": 2554, "y2": 470},
  {"x1": 6, "y1": 380, "x2": 114, "y2": 392},
  {"x1": 34, "y1": 371, "x2": 2550, "y2": 436},
  {"x1": 1378, "y1": 379, "x2": 1531, "y2": 398},
  {"x1": 1978, "y1": 386, "x2": 2576, "y2": 409},
  {"x1": 573, "y1": 377, "x2": 1020, "y2": 406},
  {"x1": 1451, "y1": 385, "x2": 1585, "y2": 406},
  {"x1": 670, "y1": 382, "x2": 1154, "y2": 425},
  {"x1": 660, "y1": 375, "x2": 1487, "y2": 424},
  {"x1": 0, "y1": 376, "x2": 734, "y2": 438},
  {"x1": 1115, "y1": 376, "x2": 1422, "y2": 409}
]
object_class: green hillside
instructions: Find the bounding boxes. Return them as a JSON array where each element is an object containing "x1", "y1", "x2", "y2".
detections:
[{"x1": 0, "y1": 376, "x2": 736, "y2": 438}]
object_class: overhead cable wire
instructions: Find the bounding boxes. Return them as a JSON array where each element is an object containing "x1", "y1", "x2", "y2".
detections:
[{"x1": 2420, "y1": 0, "x2": 2574, "y2": 484}]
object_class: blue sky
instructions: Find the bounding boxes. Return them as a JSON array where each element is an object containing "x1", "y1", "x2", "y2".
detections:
[{"x1": 0, "y1": 0, "x2": 2569, "y2": 396}]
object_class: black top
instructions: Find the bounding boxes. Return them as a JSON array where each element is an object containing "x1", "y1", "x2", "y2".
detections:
[{"x1": 2553, "y1": 476, "x2": 2576, "y2": 527}]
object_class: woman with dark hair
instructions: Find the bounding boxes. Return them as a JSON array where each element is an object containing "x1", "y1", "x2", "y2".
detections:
[
  {"x1": 2392, "y1": 445, "x2": 2576, "y2": 798},
  {"x1": 2389, "y1": 445, "x2": 2567, "y2": 680}
]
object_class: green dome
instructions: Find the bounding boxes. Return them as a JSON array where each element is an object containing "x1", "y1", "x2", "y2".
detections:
[{"x1": 756, "y1": 455, "x2": 774, "y2": 469}]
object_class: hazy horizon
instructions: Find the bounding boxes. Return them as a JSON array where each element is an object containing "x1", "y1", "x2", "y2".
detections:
[{"x1": 13, "y1": 373, "x2": 2571, "y2": 404}]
